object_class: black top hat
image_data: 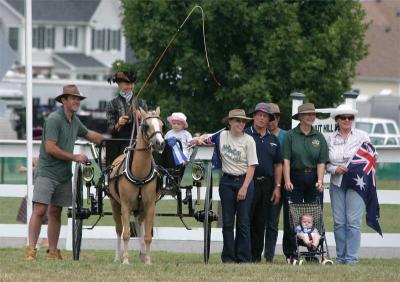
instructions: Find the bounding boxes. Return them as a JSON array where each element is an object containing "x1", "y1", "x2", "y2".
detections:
[{"x1": 108, "y1": 71, "x2": 137, "y2": 84}]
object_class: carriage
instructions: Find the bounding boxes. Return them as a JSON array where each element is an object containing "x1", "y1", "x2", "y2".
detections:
[{"x1": 67, "y1": 138, "x2": 218, "y2": 264}]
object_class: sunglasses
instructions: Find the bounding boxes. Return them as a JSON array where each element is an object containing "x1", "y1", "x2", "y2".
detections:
[
  {"x1": 337, "y1": 115, "x2": 355, "y2": 121},
  {"x1": 233, "y1": 118, "x2": 247, "y2": 124}
]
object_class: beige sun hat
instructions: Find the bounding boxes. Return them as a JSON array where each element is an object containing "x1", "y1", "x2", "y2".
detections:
[
  {"x1": 292, "y1": 103, "x2": 321, "y2": 120},
  {"x1": 222, "y1": 109, "x2": 253, "y2": 124},
  {"x1": 330, "y1": 104, "x2": 358, "y2": 119},
  {"x1": 268, "y1": 103, "x2": 281, "y2": 114},
  {"x1": 55, "y1": 84, "x2": 86, "y2": 103}
]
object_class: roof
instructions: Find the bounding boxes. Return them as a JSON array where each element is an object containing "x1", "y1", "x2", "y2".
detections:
[
  {"x1": 356, "y1": 0, "x2": 400, "y2": 80},
  {"x1": 53, "y1": 53, "x2": 107, "y2": 69},
  {"x1": 5, "y1": 0, "x2": 101, "y2": 22}
]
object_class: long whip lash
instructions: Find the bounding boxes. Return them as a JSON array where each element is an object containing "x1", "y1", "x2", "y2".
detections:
[{"x1": 135, "y1": 5, "x2": 220, "y2": 100}]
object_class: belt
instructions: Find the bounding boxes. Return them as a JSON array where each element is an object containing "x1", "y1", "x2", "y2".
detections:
[
  {"x1": 292, "y1": 168, "x2": 317, "y2": 173},
  {"x1": 255, "y1": 175, "x2": 272, "y2": 181},
  {"x1": 222, "y1": 173, "x2": 246, "y2": 180}
]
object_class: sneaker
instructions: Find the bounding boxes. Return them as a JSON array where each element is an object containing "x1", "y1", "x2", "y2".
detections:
[
  {"x1": 46, "y1": 249, "x2": 63, "y2": 260},
  {"x1": 25, "y1": 246, "x2": 37, "y2": 261}
]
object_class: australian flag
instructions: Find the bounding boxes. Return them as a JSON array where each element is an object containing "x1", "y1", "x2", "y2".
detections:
[{"x1": 341, "y1": 142, "x2": 382, "y2": 236}]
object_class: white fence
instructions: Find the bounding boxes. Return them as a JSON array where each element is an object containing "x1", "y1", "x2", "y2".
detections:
[{"x1": 0, "y1": 140, "x2": 399, "y2": 250}]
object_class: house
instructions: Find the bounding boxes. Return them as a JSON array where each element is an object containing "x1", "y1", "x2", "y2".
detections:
[
  {"x1": 353, "y1": 0, "x2": 400, "y2": 97},
  {"x1": 0, "y1": 0, "x2": 126, "y2": 80}
]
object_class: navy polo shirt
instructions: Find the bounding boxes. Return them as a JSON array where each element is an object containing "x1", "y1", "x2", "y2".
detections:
[{"x1": 245, "y1": 126, "x2": 282, "y2": 177}]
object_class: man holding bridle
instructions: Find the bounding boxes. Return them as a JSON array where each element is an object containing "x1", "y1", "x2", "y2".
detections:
[{"x1": 25, "y1": 84, "x2": 103, "y2": 260}]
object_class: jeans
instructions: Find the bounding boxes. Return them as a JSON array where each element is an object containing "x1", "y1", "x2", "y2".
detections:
[
  {"x1": 219, "y1": 175, "x2": 254, "y2": 263},
  {"x1": 283, "y1": 171, "x2": 323, "y2": 258},
  {"x1": 250, "y1": 177, "x2": 281, "y2": 262},
  {"x1": 330, "y1": 183, "x2": 365, "y2": 264}
]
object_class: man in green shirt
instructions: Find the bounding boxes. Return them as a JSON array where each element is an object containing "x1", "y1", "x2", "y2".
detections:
[{"x1": 26, "y1": 85, "x2": 103, "y2": 261}]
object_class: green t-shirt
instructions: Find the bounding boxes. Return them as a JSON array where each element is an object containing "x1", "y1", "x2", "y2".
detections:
[
  {"x1": 38, "y1": 109, "x2": 88, "y2": 182},
  {"x1": 282, "y1": 125, "x2": 328, "y2": 170}
]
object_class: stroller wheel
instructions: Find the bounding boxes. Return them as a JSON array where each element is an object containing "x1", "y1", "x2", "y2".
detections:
[{"x1": 322, "y1": 259, "x2": 334, "y2": 265}]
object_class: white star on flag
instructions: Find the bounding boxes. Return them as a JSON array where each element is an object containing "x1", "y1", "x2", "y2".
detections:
[{"x1": 353, "y1": 174, "x2": 366, "y2": 191}]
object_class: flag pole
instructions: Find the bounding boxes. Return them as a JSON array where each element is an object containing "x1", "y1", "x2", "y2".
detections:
[{"x1": 25, "y1": 0, "x2": 33, "y2": 243}]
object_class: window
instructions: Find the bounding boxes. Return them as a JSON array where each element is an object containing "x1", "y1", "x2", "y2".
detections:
[
  {"x1": 32, "y1": 26, "x2": 55, "y2": 49},
  {"x1": 64, "y1": 27, "x2": 78, "y2": 47},
  {"x1": 91, "y1": 28, "x2": 120, "y2": 51},
  {"x1": 386, "y1": 137, "x2": 397, "y2": 145},
  {"x1": 374, "y1": 124, "x2": 385, "y2": 134},
  {"x1": 111, "y1": 30, "x2": 121, "y2": 50},
  {"x1": 386, "y1": 123, "x2": 397, "y2": 134},
  {"x1": 8, "y1": 27, "x2": 19, "y2": 50},
  {"x1": 355, "y1": 122, "x2": 373, "y2": 133}
]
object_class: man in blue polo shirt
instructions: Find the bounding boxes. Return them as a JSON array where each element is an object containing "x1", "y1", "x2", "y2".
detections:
[{"x1": 245, "y1": 102, "x2": 283, "y2": 263}]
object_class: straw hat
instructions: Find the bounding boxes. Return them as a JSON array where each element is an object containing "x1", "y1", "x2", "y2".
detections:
[
  {"x1": 330, "y1": 104, "x2": 358, "y2": 120},
  {"x1": 167, "y1": 112, "x2": 188, "y2": 129},
  {"x1": 55, "y1": 84, "x2": 86, "y2": 103},
  {"x1": 292, "y1": 103, "x2": 321, "y2": 120},
  {"x1": 222, "y1": 109, "x2": 253, "y2": 124}
]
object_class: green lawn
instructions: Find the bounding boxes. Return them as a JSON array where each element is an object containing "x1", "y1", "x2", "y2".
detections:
[
  {"x1": 1, "y1": 197, "x2": 399, "y2": 233},
  {"x1": 0, "y1": 249, "x2": 399, "y2": 281}
]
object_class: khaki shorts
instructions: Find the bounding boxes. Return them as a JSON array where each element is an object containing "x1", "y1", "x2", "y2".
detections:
[{"x1": 32, "y1": 176, "x2": 72, "y2": 207}]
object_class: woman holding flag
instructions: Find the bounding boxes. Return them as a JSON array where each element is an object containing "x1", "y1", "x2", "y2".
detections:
[{"x1": 326, "y1": 104, "x2": 370, "y2": 265}]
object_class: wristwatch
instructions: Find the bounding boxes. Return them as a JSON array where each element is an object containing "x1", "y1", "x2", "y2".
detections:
[{"x1": 275, "y1": 183, "x2": 281, "y2": 187}]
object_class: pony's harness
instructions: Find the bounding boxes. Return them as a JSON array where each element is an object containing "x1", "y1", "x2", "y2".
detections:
[{"x1": 113, "y1": 114, "x2": 164, "y2": 186}]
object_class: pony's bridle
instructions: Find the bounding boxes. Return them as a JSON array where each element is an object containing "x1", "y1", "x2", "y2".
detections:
[{"x1": 141, "y1": 115, "x2": 164, "y2": 141}]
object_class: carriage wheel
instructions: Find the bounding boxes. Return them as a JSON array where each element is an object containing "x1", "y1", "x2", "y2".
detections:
[
  {"x1": 203, "y1": 162, "x2": 213, "y2": 264},
  {"x1": 72, "y1": 165, "x2": 84, "y2": 261}
]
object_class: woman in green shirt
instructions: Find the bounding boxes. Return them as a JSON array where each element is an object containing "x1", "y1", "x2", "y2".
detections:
[{"x1": 282, "y1": 103, "x2": 328, "y2": 263}]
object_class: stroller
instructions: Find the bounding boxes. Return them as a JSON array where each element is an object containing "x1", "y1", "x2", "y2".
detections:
[{"x1": 288, "y1": 198, "x2": 334, "y2": 265}]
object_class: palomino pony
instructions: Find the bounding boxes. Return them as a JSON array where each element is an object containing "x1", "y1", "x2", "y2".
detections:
[{"x1": 108, "y1": 107, "x2": 165, "y2": 265}]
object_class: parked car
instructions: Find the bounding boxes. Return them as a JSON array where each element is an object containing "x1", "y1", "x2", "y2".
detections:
[
  {"x1": 355, "y1": 118, "x2": 400, "y2": 146},
  {"x1": 369, "y1": 134, "x2": 400, "y2": 146},
  {"x1": 355, "y1": 117, "x2": 399, "y2": 135}
]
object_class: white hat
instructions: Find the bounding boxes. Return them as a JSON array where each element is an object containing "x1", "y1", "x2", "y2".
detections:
[
  {"x1": 330, "y1": 104, "x2": 358, "y2": 119},
  {"x1": 167, "y1": 112, "x2": 188, "y2": 128}
]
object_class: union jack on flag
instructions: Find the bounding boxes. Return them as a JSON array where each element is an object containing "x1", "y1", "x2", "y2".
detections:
[{"x1": 341, "y1": 142, "x2": 382, "y2": 236}]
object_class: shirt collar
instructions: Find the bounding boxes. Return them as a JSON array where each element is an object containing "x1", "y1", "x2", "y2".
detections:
[{"x1": 294, "y1": 124, "x2": 319, "y2": 136}]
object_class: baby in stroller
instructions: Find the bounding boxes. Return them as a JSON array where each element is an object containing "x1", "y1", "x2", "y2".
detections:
[{"x1": 296, "y1": 213, "x2": 321, "y2": 250}]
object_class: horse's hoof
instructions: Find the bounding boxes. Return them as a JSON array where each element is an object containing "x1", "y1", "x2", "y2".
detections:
[
  {"x1": 139, "y1": 252, "x2": 146, "y2": 263},
  {"x1": 122, "y1": 259, "x2": 129, "y2": 265},
  {"x1": 144, "y1": 259, "x2": 152, "y2": 265},
  {"x1": 114, "y1": 257, "x2": 120, "y2": 263}
]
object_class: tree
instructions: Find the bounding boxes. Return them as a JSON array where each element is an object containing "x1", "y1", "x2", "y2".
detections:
[{"x1": 121, "y1": 0, "x2": 368, "y2": 132}]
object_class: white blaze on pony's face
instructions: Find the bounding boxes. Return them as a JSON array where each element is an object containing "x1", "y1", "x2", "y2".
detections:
[{"x1": 139, "y1": 107, "x2": 165, "y2": 154}]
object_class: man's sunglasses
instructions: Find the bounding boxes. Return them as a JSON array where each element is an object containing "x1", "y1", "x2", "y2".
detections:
[{"x1": 337, "y1": 115, "x2": 354, "y2": 121}]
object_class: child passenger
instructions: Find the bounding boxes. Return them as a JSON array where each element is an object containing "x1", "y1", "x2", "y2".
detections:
[
  {"x1": 165, "y1": 112, "x2": 192, "y2": 159},
  {"x1": 296, "y1": 213, "x2": 321, "y2": 249}
]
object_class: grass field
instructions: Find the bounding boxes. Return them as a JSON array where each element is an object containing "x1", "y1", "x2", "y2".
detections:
[
  {"x1": 1, "y1": 197, "x2": 399, "y2": 233},
  {"x1": 0, "y1": 249, "x2": 399, "y2": 281}
]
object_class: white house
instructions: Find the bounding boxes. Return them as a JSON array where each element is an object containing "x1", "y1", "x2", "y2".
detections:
[{"x1": 0, "y1": 0, "x2": 126, "y2": 80}]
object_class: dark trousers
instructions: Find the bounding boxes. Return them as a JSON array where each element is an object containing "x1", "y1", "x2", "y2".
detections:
[
  {"x1": 263, "y1": 186, "x2": 282, "y2": 262},
  {"x1": 219, "y1": 175, "x2": 254, "y2": 263},
  {"x1": 282, "y1": 171, "x2": 323, "y2": 258},
  {"x1": 250, "y1": 177, "x2": 281, "y2": 262}
]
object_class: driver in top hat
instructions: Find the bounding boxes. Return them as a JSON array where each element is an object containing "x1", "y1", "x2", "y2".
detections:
[{"x1": 106, "y1": 70, "x2": 147, "y2": 165}]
